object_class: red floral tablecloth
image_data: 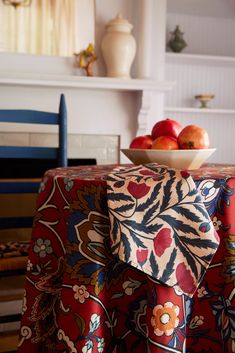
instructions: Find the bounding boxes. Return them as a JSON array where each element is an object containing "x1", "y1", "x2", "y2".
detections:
[{"x1": 18, "y1": 163, "x2": 235, "y2": 353}]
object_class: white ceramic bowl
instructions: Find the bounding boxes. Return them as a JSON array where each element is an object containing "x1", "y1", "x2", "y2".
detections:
[{"x1": 121, "y1": 148, "x2": 216, "y2": 170}]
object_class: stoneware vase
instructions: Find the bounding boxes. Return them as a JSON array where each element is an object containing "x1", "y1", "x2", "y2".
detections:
[
  {"x1": 168, "y1": 25, "x2": 187, "y2": 53},
  {"x1": 101, "y1": 13, "x2": 136, "y2": 78}
]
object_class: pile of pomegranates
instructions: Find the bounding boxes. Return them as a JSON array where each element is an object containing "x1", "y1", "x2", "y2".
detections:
[{"x1": 129, "y1": 119, "x2": 210, "y2": 150}]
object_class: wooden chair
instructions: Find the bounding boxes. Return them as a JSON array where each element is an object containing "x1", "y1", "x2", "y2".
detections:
[{"x1": 0, "y1": 94, "x2": 68, "y2": 353}]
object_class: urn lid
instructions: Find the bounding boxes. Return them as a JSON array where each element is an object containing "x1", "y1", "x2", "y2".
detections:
[{"x1": 105, "y1": 13, "x2": 133, "y2": 33}]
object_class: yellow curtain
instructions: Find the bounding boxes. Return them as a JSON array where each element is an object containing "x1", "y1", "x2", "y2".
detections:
[{"x1": 0, "y1": 0, "x2": 77, "y2": 56}]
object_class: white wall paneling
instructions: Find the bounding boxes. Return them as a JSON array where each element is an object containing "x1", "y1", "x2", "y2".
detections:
[
  {"x1": 166, "y1": 1, "x2": 235, "y2": 164},
  {"x1": 165, "y1": 62, "x2": 235, "y2": 109}
]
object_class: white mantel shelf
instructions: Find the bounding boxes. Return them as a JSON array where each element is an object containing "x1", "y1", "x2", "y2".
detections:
[
  {"x1": 0, "y1": 73, "x2": 175, "y2": 92},
  {"x1": 165, "y1": 107, "x2": 235, "y2": 114},
  {"x1": 166, "y1": 52, "x2": 235, "y2": 67}
]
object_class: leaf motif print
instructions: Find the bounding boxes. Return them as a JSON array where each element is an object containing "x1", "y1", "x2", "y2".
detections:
[
  {"x1": 122, "y1": 219, "x2": 163, "y2": 237},
  {"x1": 136, "y1": 182, "x2": 161, "y2": 212},
  {"x1": 112, "y1": 202, "x2": 135, "y2": 213},
  {"x1": 142, "y1": 201, "x2": 160, "y2": 225},
  {"x1": 160, "y1": 177, "x2": 176, "y2": 212},
  {"x1": 168, "y1": 169, "x2": 176, "y2": 178},
  {"x1": 193, "y1": 194, "x2": 203, "y2": 203},
  {"x1": 193, "y1": 203, "x2": 211, "y2": 220},
  {"x1": 113, "y1": 180, "x2": 125, "y2": 188},
  {"x1": 173, "y1": 206, "x2": 202, "y2": 223},
  {"x1": 121, "y1": 232, "x2": 131, "y2": 262},
  {"x1": 174, "y1": 235, "x2": 198, "y2": 278},
  {"x1": 147, "y1": 223, "x2": 163, "y2": 233},
  {"x1": 178, "y1": 235, "x2": 219, "y2": 251},
  {"x1": 105, "y1": 174, "x2": 119, "y2": 182},
  {"x1": 149, "y1": 251, "x2": 159, "y2": 278},
  {"x1": 176, "y1": 180, "x2": 183, "y2": 201},
  {"x1": 159, "y1": 215, "x2": 199, "y2": 236},
  {"x1": 188, "y1": 188, "x2": 199, "y2": 197},
  {"x1": 112, "y1": 219, "x2": 119, "y2": 243},
  {"x1": 154, "y1": 228, "x2": 172, "y2": 257},
  {"x1": 108, "y1": 192, "x2": 133, "y2": 202},
  {"x1": 159, "y1": 248, "x2": 177, "y2": 283},
  {"x1": 128, "y1": 228, "x2": 146, "y2": 248}
]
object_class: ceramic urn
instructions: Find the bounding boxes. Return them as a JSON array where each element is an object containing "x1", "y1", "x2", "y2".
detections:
[{"x1": 101, "y1": 13, "x2": 136, "y2": 78}]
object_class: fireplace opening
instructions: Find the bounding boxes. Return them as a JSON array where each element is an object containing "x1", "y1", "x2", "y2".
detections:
[{"x1": 0, "y1": 158, "x2": 97, "y2": 179}]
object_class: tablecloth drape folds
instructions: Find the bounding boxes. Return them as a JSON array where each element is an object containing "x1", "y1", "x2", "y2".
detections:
[{"x1": 106, "y1": 164, "x2": 220, "y2": 297}]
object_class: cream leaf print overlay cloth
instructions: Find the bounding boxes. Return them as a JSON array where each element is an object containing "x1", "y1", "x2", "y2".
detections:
[{"x1": 106, "y1": 164, "x2": 220, "y2": 297}]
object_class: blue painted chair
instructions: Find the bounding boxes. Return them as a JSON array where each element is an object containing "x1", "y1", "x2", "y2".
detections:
[
  {"x1": 0, "y1": 93, "x2": 67, "y2": 168},
  {"x1": 0, "y1": 93, "x2": 68, "y2": 271},
  {"x1": 0, "y1": 94, "x2": 68, "y2": 351}
]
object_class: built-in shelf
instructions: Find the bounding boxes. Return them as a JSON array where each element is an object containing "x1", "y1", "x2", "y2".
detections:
[
  {"x1": 0, "y1": 72, "x2": 175, "y2": 92},
  {"x1": 165, "y1": 107, "x2": 235, "y2": 114},
  {"x1": 166, "y1": 52, "x2": 235, "y2": 67}
]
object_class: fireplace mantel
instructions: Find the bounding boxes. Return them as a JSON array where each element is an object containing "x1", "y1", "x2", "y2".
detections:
[
  {"x1": 0, "y1": 60, "x2": 175, "y2": 135},
  {"x1": 0, "y1": 73, "x2": 174, "y2": 92}
]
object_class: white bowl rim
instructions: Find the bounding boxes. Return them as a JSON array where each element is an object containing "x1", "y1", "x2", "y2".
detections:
[{"x1": 121, "y1": 148, "x2": 216, "y2": 153}]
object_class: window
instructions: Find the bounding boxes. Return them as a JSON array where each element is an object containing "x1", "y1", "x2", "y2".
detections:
[{"x1": 0, "y1": 0, "x2": 95, "y2": 57}]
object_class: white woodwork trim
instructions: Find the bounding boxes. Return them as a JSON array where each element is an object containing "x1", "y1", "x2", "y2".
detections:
[
  {"x1": 137, "y1": 90, "x2": 152, "y2": 135},
  {"x1": 165, "y1": 107, "x2": 235, "y2": 114},
  {"x1": 0, "y1": 72, "x2": 174, "y2": 92},
  {"x1": 166, "y1": 52, "x2": 235, "y2": 67},
  {"x1": 136, "y1": 0, "x2": 153, "y2": 78}
]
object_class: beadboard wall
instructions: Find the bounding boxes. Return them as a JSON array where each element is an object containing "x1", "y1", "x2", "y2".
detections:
[
  {"x1": 165, "y1": 62, "x2": 235, "y2": 109},
  {"x1": 165, "y1": 10, "x2": 235, "y2": 164}
]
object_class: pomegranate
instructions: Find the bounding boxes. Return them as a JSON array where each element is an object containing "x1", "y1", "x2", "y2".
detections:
[
  {"x1": 152, "y1": 136, "x2": 179, "y2": 150},
  {"x1": 151, "y1": 118, "x2": 183, "y2": 140},
  {"x1": 178, "y1": 125, "x2": 210, "y2": 149},
  {"x1": 129, "y1": 135, "x2": 153, "y2": 149}
]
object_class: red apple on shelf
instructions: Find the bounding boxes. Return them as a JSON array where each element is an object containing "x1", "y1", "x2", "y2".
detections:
[
  {"x1": 152, "y1": 136, "x2": 179, "y2": 150},
  {"x1": 151, "y1": 118, "x2": 183, "y2": 140},
  {"x1": 129, "y1": 135, "x2": 153, "y2": 149},
  {"x1": 178, "y1": 125, "x2": 210, "y2": 149}
]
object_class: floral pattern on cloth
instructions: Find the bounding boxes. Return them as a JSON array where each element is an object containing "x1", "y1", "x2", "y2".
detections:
[
  {"x1": 17, "y1": 163, "x2": 235, "y2": 353},
  {"x1": 18, "y1": 165, "x2": 187, "y2": 353},
  {"x1": 106, "y1": 164, "x2": 220, "y2": 297}
]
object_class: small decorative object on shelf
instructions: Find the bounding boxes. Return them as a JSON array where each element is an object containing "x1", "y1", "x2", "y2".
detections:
[
  {"x1": 74, "y1": 43, "x2": 97, "y2": 77},
  {"x1": 101, "y1": 13, "x2": 136, "y2": 78},
  {"x1": 195, "y1": 94, "x2": 215, "y2": 108},
  {"x1": 168, "y1": 25, "x2": 187, "y2": 53}
]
